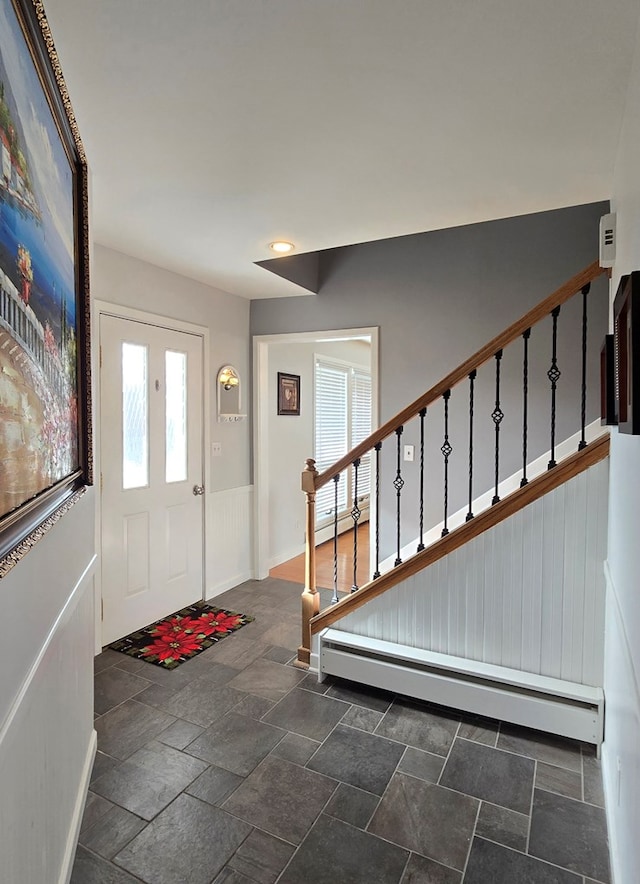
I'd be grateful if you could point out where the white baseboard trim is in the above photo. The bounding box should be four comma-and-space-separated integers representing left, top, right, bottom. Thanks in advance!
208, 570, 255, 599
59, 729, 97, 884
268, 545, 305, 570
315, 513, 370, 547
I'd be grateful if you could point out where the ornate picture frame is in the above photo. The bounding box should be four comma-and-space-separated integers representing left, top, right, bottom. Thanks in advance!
277, 372, 300, 415
0, 0, 91, 576
613, 271, 640, 435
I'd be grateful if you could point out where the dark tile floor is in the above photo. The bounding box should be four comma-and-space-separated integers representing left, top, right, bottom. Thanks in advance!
73, 577, 611, 884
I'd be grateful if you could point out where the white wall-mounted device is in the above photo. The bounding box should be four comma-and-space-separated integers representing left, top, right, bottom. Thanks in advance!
599, 213, 616, 268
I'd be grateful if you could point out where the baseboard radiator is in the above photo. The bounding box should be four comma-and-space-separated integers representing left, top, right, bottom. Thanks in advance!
318, 628, 604, 747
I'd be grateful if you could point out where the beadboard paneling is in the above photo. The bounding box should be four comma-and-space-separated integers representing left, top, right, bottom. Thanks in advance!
207, 485, 254, 597
335, 459, 608, 687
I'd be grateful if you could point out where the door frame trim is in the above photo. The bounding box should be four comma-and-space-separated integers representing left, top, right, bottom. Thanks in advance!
94, 300, 210, 652
252, 326, 379, 580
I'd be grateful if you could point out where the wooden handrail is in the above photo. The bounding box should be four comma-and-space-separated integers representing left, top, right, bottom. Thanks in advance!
315, 260, 606, 490
309, 433, 609, 634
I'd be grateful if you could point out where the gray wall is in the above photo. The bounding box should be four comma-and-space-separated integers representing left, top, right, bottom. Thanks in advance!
252, 202, 609, 557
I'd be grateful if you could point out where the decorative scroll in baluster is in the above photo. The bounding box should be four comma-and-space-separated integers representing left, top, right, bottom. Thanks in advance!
394, 427, 404, 566
579, 283, 590, 451
373, 442, 382, 579
520, 329, 531, 487
299, 458, 319, 666
441, 390, 452, 537
351, 458, 361, 592
548, 306, 561, 469
466, 370, 476, 521
417, 408, 427, 551
331, 474, 340, 604
492, 350, 504, 505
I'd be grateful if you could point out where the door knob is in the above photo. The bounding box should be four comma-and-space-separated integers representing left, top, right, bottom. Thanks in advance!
193, 484, 205, 496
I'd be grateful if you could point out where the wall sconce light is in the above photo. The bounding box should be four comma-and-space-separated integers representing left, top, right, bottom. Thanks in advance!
218, 365, 239, 391
217, 364, 245, 422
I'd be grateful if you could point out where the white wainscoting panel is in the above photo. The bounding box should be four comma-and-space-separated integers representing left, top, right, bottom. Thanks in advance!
602, 562, 640, 884
207, 485, 254, 597
0, 557, 97, 884
336, 459, 609, 687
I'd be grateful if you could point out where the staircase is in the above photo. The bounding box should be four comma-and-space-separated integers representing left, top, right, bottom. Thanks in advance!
296, 260, 611, 747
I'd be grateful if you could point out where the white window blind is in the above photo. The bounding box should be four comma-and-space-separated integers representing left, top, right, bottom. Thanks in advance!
314, 359, 372, 527
352, 369, 372, 502
315, 362, 348, 519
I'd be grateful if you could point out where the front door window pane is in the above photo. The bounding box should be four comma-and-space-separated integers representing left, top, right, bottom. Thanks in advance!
122, 343, 148, 489
165, 350, 187, 483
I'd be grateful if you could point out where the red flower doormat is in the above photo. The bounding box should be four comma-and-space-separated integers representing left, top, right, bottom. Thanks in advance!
108, 602, 254, 670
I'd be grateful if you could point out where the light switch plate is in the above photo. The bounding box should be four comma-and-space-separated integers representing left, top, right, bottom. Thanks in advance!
403, 444, 414, 462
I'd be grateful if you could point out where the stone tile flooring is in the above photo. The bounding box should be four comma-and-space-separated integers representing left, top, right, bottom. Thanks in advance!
72, 577, 611, 883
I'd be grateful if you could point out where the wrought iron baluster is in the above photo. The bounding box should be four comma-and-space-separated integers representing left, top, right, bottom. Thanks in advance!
394, 427, 404, 566
548, 306, 561, 469
331, 474, 340, 604
373, 442, 382, 579
579, 283, 590, 451
441, 391, 452, 537
351, 458, 361, 592
492, 350, 504, 505
521, 329, 531, 487
466, 370, 476, 521
418, 408, 427, 551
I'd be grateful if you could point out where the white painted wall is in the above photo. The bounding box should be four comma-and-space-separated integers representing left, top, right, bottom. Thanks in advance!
93, 245, 251, 492
0, 491, 96, 884
266, 338, 371, 567
603, 13, 640, 881
336, 459, 609, 687
93, 245, 254, 600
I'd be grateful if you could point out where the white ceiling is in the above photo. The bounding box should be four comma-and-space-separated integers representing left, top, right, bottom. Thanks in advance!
43, 0, 639, 300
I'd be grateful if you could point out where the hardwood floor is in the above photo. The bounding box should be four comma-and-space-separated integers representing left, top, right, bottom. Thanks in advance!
270, 524, 370, 594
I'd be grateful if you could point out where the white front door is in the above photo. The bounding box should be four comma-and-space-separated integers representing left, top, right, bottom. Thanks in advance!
100, 314, 204, 644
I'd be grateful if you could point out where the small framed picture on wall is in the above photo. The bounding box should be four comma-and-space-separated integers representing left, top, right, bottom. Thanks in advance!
277, 372, 300, 415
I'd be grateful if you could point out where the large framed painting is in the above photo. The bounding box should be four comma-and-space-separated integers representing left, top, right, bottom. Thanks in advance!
0, 0, 91, 575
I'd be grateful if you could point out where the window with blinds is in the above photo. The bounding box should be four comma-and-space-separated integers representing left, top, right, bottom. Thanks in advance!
314, 358, 372, 527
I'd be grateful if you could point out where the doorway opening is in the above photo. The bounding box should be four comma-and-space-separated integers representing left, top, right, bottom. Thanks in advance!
253, 327, 379, 581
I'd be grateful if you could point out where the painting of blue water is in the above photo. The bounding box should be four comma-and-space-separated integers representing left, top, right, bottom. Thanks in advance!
0, 0, 80, 517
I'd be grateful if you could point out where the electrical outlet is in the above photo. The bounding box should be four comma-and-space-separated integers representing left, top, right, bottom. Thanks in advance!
212, 441, 222, 457
403, 444, 415, 462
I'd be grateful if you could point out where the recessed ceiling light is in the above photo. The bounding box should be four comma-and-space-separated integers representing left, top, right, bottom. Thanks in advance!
269, 241, 295, 254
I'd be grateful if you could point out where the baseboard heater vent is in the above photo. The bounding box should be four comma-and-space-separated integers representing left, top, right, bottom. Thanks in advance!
318, 629, 604, 747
